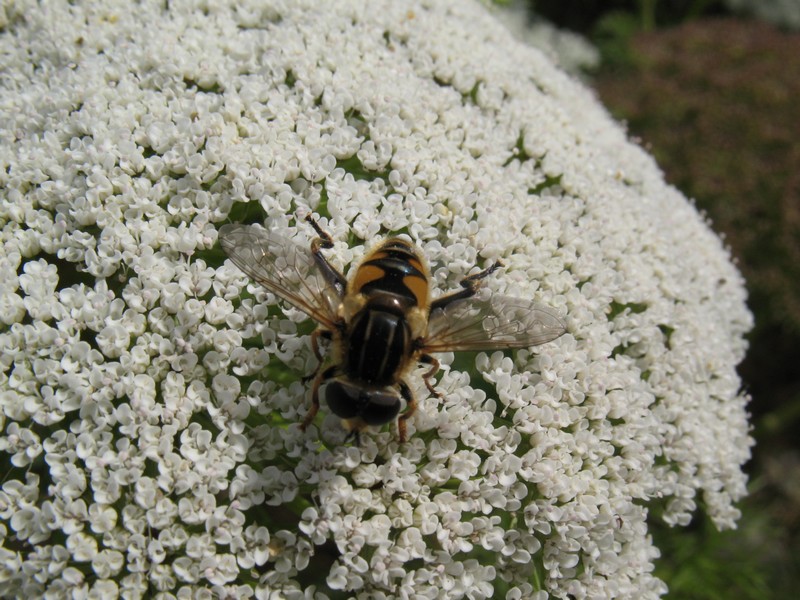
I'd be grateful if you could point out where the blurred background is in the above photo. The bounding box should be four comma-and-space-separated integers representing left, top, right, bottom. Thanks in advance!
494, 1, 800, 597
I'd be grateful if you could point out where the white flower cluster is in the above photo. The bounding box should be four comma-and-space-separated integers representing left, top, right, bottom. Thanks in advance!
0, 0, 752, 598
493, 2, 600, 75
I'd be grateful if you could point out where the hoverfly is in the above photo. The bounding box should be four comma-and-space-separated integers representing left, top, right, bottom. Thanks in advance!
219, 215, 566, 442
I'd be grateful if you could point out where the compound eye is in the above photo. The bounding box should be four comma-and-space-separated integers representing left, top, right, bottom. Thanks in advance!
360, 391, 401, 426
324, 381, 360, 419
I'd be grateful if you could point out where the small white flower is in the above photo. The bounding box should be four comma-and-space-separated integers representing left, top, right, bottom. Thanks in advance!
202, 553, 239, 586
88, 579, 119, 599
211, 373, 242, 405
0, 290, 25, 325
66, 531, 98, 562
60, 565, 86, 587
91, 549, 125, 579
95, 322, 131, 359
173, 556, 201, 584
150, 562, 177, 591
119, 572, 148, 598
448, 450, 481, 481
0, 423, 42, 467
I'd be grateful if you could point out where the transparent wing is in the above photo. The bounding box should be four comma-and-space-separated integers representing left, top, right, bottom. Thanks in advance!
423, 294, 566, 352
218, 223, 342, 328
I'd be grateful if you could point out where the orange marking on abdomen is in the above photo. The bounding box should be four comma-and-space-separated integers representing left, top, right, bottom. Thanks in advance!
407, 256, 424, 273
352, 264, 385, 293
403, 274, 429, 308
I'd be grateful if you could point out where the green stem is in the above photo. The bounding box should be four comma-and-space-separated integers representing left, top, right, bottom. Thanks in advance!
639, 0, 657, 31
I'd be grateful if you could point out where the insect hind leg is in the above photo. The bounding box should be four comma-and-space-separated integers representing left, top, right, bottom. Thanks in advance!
419, 354, 442, 398
430, 260, 502, 312
301, 364, 338, 431
301, 328, 332, 384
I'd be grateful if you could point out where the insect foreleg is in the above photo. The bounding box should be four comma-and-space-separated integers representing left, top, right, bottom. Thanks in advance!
305, 214, 347, 296
344, 428, 362, 446
430, 261, 502, 312
301, 364, 338, 431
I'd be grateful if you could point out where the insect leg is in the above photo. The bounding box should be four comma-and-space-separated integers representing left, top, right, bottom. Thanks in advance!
305, 214, 347, 296
344, 428, 362, 446
302, 328, 332, 383
301, 364, 338, 431
430, 261, 503, 312
311, 328, 331, 363
397, 380, 417, 443
419, 354, 442, 397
